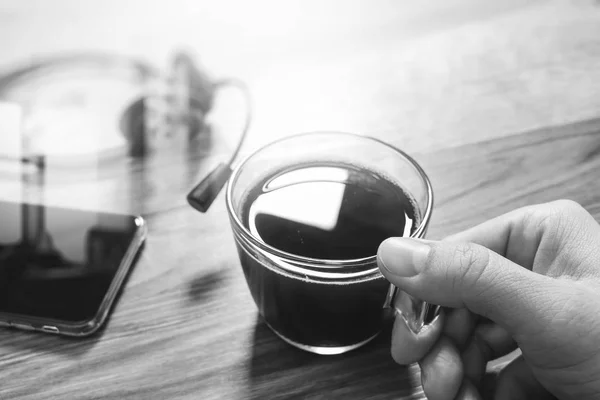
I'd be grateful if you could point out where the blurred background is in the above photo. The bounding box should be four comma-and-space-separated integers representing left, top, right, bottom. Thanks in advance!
1, 0, 600, 215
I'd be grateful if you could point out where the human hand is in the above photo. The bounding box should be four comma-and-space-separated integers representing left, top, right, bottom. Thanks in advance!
377, 200, 600, 400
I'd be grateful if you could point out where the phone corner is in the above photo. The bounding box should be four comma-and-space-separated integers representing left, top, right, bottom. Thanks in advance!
65, 318, 105, 338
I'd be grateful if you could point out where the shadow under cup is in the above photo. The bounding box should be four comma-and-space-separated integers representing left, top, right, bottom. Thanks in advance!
226, 132, 435, 355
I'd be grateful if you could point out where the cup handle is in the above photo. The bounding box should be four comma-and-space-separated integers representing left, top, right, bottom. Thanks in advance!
384, 284, 441, 334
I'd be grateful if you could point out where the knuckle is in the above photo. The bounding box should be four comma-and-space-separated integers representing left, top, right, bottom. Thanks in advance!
552, 198, 584, 212
520, 205, 538, 229
529, 201, 567, 231
532, 199, 588, 240
533, 207, 561, 232
551, 199, 587, 217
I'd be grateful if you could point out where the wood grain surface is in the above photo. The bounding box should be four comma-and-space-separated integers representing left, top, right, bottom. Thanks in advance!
1, 1, 600, 399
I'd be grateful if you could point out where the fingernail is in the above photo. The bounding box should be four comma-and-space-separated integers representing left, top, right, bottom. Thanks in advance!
378, 238, 430, 277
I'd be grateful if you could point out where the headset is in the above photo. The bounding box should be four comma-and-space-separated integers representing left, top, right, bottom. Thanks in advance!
0, 51, 251, 212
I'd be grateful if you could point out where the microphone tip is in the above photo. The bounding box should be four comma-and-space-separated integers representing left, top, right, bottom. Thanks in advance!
187, 162, 232, 213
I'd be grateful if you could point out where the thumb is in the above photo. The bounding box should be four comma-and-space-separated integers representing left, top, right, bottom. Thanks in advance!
378, 237, 560, 336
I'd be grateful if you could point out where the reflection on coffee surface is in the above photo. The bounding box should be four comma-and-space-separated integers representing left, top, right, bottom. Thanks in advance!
237, 163, 420, 350
245, 164, 417, 260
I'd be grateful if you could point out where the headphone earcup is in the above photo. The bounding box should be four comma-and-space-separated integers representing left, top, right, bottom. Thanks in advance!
119, 96, 147, 158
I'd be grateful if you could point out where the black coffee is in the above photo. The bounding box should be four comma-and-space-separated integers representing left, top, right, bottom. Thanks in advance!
237, 163, 419, 350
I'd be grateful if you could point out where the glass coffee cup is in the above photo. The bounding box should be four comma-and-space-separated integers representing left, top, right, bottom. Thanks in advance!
226, 131, 437, 355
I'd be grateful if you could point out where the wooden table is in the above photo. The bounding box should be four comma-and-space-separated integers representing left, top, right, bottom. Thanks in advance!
1, 1, 600, 398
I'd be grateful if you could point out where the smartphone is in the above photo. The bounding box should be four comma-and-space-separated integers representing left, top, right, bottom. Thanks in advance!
0, 199, 146, 337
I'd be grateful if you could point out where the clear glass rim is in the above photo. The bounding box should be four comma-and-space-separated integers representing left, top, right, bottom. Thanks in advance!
225, 131, 434, 270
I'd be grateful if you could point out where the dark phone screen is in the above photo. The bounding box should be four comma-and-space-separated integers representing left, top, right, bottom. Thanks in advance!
0, 200, 140, 323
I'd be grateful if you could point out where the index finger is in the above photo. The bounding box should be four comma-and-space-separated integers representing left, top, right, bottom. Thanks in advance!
442, 203, 543, 270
